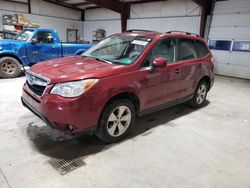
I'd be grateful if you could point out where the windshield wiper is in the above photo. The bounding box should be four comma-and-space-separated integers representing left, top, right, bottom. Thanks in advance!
96, 58, 113, 64
82, 55, 112, 64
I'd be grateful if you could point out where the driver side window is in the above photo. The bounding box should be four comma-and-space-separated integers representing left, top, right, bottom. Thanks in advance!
142, 37, 177, 67
33, 31, 54, 44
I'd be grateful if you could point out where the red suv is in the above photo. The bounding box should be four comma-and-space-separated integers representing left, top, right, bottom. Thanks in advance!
21, 30, 215, 143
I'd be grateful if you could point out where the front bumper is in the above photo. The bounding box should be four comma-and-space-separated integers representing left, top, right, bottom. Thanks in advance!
21, 97, 55, 129
21, 83, 98, 134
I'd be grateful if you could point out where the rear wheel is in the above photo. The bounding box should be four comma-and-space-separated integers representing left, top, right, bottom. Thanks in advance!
189, 80, 208, 108
0, 57, 22, 78
95, 99, 136, 143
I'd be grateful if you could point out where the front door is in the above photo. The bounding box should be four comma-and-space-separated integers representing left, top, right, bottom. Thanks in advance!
26, 31, 60, 64
138, 37, 182, 111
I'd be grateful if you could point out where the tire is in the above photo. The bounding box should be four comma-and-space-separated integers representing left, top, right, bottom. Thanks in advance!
189, 80, 208, 108
0, 56, 22, 78
95, 99, 136, 143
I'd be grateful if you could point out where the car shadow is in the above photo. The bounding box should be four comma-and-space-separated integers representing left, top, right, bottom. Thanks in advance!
0, 70, 25, 79
19, 70, 26, 77
25, 101, 210, 160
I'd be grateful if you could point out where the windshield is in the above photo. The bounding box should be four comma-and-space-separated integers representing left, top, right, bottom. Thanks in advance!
83, 35, 151, 65
14, 30, 34, 41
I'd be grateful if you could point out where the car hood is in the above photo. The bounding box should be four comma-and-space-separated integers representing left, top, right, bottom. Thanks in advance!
0, 39, 26, 45
0, 39, 26, 51
28, 56, 126, 84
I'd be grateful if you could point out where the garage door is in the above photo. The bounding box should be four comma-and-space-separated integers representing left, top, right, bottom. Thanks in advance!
208, 0, 250, 79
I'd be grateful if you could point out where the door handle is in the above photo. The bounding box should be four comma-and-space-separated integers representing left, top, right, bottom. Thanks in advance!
174, 69, 180, 74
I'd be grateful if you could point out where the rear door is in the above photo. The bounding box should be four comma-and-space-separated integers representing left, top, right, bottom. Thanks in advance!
26, 31, 61, 64
139, 37, 182, 110
176, 38, 203, 99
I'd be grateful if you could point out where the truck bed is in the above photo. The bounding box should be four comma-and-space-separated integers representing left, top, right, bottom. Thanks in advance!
61, 43, 93, 56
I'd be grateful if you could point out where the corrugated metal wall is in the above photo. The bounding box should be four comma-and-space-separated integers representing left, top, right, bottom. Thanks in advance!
0, 10, 84, 42
209, 0, 250, 79
84, 0, 201, 42
83, 20, 121, 43
0, 0, 28, 13
30, 0, 82, 20
127, 16, 200, 34
83, 16, 200, 43
130, 0, 201, 18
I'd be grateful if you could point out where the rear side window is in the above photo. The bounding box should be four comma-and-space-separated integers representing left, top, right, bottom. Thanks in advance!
196, 40, 209, 58
209, 40, 231, 51
178, 38, 198, 61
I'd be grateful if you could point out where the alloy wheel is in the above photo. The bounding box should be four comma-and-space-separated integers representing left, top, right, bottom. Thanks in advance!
107, 105, 132, 137
196, 84, 207, 104
1, 61, 17, 75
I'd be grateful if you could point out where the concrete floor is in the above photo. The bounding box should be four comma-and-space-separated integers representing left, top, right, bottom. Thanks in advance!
0, 75, 250, 188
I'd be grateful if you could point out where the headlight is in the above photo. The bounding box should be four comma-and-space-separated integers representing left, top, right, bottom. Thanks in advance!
0, 44, 3, 51
50, 79, 98, 98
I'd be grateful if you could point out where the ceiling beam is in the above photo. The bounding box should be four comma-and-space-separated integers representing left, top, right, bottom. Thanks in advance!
192, 0, 212, 37
28, 0, 31, 13
191, 0, 208, 8
127, 0, 165, 5
85, 0, 123, 13
81, 10, 85, 21
71, 2, 92, 7
85, 6, 100, 10
83, 0, 165, 9
2, 0, 28, 5
121, 4, 130, 32
85, 0, 130, 31
42, 0, 83, 11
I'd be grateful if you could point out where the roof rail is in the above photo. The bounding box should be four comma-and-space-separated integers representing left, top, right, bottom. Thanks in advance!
126, 29, 158, 33
166, 30, 199, 37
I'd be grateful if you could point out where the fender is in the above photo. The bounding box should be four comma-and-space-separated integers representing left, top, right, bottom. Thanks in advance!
0, 51, 30, 66
100, 80, 141, 113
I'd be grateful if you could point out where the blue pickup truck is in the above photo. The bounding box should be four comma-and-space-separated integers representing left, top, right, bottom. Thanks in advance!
0, 28, 92, 78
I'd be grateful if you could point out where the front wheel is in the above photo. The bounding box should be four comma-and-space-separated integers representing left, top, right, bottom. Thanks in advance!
95, 99, 136, 143
0, 57, 22, 78
189, 80, 208, 108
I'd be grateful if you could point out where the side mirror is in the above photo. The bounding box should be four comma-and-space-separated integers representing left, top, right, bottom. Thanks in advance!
152, 57, 167, 68
30, 38, 38, 44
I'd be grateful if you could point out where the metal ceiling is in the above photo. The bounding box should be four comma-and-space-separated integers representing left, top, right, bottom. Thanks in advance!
42, 0, 166, 11
6, 0, 164, 10
2, 0, 211, 11
44, 0, 99, 10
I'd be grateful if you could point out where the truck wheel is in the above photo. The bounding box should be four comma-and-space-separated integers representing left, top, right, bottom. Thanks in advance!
0, 57, 22, 78
95, 99, 136, 143
189, 80, 208, 108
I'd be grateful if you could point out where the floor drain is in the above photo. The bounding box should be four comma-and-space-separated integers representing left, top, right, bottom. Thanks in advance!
49, 158, 85, 175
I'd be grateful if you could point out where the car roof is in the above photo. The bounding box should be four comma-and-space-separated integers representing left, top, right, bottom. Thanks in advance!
117, 31, 161, 38
25, 27, 54, 31
117, 30, 204, 41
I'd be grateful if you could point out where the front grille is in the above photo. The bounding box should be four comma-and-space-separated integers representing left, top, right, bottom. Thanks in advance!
26, 81, 46, 96
26, 72, 49, 96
